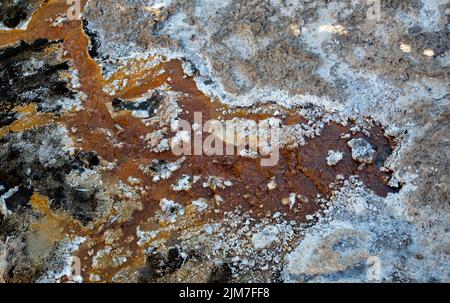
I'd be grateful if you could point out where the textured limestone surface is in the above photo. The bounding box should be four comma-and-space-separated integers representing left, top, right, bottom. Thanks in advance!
0, 0, 448, 283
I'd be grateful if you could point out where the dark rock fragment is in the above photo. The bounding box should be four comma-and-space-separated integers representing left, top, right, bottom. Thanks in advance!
138, 246, 187, 282
4, 186, 33, 211
82, 19, 101, 58
0, 126, 100, 223
0, 0, 44, 29
0, 39, 78, 126
208, 263, 233, 283
112, 91, 164, 118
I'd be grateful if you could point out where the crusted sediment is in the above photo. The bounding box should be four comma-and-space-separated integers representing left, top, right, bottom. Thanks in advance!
0, 0, 448, 283
81, 0, 450, 282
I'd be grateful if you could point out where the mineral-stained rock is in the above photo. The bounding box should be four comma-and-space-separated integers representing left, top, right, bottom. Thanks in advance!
0, 0, 44, 29
112, 91, 164, 118
0, 39, 80, 127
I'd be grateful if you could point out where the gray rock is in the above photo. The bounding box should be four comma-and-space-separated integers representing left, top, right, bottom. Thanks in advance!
347, 138, 375, 164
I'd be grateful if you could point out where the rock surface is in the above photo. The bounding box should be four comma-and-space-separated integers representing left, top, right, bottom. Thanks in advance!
0, 0, 44, 29
0, 0, 448, 283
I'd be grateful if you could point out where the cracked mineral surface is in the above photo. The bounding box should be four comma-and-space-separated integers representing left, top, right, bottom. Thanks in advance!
0, 0, 448, 283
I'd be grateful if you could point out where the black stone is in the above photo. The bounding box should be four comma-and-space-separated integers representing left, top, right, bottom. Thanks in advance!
0, 126, 100, 224
4, 186, 33, 211
0, 2, 27, 28
138, 246, 187, 282
82, 19, 101, 58
111, 91, 163, 117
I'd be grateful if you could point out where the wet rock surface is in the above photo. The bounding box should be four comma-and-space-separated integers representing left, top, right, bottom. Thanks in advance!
0, 0, 448, 283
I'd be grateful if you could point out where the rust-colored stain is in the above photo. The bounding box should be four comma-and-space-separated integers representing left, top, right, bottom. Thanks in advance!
29, 192, 84, 244
0, 0, 398, 282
